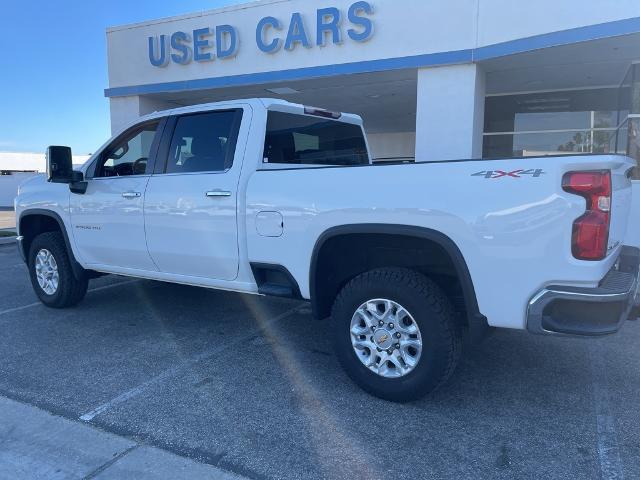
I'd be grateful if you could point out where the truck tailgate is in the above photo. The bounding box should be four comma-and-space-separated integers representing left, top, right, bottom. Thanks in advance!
609, 161, 634, 255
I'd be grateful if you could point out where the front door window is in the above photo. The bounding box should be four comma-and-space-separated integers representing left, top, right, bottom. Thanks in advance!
93, 122, 160, 178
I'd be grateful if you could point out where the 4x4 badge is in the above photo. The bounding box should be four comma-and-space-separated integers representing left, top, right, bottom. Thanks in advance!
472, 169, 546, 179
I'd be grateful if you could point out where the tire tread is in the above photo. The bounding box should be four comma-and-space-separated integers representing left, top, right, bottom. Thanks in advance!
28, 231, 88, 308
331, 268, 462, 401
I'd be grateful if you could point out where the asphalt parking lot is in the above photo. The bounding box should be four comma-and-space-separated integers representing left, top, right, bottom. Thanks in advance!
1, 242, 639, 480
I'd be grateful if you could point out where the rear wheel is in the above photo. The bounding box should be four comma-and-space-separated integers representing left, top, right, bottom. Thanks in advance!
28, 232, 88, 308
331, 268, 462, 402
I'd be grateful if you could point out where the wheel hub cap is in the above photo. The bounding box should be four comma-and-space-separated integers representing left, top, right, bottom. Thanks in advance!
373, 329, 394, 350
35, 249, 59, 295
350, 299, 423, 378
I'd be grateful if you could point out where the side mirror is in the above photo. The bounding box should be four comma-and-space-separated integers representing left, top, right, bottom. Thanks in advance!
46, 146, 88, 194
46, 146, 74, 183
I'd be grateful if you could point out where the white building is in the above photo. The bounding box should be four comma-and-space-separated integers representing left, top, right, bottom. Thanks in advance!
6, 1, 640, 219
104, 0, 640, 240
0, 153, 89, 207
106, 0, 639, 158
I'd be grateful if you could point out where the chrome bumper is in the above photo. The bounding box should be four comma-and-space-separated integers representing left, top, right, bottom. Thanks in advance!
527, 246, 640, 337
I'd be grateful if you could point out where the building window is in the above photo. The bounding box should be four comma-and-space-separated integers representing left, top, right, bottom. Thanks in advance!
483, 88, 619, 159
615, 64, 640, 178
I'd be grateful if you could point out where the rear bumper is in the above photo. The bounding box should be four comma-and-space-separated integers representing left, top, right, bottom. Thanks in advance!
527, 246, 640, 336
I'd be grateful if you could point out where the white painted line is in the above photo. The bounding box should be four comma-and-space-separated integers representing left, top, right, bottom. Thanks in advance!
88, 279, 140, 294
79, 304, 304, 422
589, 345, 626, 480
0, 301, 43, 317
0, 279, 141, 317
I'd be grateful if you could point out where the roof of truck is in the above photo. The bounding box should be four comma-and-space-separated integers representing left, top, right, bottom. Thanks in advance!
129, 98, 363, 132
83, 98, 365, 170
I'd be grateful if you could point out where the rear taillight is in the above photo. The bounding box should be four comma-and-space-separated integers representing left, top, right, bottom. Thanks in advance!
562, 170, 611, 261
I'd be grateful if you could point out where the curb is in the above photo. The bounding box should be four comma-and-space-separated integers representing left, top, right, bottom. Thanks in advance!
0, 395, 246, 480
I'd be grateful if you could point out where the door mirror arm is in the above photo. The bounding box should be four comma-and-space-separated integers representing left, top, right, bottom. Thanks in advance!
69, 171, 88, 195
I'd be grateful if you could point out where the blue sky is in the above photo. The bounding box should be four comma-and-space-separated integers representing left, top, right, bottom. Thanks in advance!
0, 0, 243, 155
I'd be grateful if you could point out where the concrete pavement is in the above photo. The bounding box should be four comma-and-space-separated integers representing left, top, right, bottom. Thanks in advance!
0, 396, 244, 480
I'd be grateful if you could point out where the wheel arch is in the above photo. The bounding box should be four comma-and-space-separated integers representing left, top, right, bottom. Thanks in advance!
18, 209, 85, 279
309, 224, 484, 328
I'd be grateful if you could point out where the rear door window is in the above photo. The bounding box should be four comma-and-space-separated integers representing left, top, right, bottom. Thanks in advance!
263, 112, 369, 166
165, 110, 243, 174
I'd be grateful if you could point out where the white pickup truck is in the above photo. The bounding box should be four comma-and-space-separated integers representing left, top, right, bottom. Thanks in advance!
14, 99, 640, 401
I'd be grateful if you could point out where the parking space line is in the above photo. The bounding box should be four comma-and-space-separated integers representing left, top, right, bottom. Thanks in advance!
0, 301, 43, 317
79, 304, 304, 422
88, 279, 141, 294
0, 279, 140, 317
0, 263, 26, 269
589, 345, 625, 480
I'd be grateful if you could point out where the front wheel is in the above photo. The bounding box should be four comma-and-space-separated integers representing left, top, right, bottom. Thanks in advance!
28, 232, 88, 308
331, 268, 462, 402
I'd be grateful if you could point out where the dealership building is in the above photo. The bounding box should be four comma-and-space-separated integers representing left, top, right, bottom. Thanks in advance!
105, 0, 640, 233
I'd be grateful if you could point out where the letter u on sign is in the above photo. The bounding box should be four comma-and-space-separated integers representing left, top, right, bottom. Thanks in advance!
148, 35, 170, 67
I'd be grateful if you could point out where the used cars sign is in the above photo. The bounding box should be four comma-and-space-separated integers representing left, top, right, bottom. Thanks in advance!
148, 1, 374, 67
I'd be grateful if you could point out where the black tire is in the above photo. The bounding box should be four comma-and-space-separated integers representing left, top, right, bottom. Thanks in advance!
28, 231, 88, 308
331, 268, 462, 402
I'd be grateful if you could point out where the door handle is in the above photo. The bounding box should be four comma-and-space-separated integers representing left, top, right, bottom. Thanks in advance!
206, 190, 232, 198
122, 191, 141, 199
